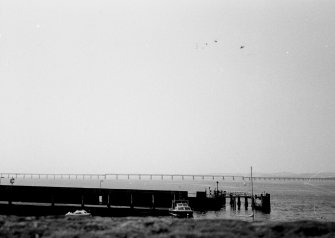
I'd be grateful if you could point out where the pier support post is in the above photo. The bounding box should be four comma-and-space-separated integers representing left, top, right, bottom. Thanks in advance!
81, 195, 85, 208
130, 194, 134, 209
230, 194, 235, 209
107, 193, 111, 208
262, 193, 271, 213
237, 196, 241, 210
245, 197, 248, 209
222, 191, 226, 206
152, 194, 155, 210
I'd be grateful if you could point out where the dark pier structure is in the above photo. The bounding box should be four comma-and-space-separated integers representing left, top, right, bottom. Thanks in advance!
0, 185, 270, 216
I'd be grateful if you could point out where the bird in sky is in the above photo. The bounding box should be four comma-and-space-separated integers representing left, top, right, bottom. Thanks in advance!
240, 45, 245, 49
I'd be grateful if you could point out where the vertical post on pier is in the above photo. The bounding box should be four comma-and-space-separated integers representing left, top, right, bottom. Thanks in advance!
245, 197, 248, 209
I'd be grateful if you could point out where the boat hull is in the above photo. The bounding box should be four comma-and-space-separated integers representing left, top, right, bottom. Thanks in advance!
169, 210, 193, 218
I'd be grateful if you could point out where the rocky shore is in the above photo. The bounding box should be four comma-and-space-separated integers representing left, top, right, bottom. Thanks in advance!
0, 215, 334, 237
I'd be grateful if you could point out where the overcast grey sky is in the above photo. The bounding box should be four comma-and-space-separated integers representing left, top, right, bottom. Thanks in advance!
1, 0, 335, 174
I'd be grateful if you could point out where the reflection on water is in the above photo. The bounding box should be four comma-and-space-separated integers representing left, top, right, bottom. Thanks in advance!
1, 176, 334, 221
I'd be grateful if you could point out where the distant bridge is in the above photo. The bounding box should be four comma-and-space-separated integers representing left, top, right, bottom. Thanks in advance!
1, 173, 334, 182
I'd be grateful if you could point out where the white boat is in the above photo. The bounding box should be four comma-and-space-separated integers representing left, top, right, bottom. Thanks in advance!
65, 210, 91, 216
169, 200, 193, 218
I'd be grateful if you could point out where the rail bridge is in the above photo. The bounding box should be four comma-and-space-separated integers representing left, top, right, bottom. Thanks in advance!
1, 173, 334, 182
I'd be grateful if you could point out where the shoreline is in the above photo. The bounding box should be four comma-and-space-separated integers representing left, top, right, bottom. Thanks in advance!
1, 216, 334, 237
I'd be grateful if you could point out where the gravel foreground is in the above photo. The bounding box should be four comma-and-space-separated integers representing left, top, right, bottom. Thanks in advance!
0, 216, 334, 238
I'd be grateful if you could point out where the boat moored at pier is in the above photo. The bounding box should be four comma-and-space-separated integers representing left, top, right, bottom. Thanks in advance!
169, 200, 193, 218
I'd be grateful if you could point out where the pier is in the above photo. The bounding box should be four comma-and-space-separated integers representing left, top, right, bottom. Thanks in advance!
0, 184, 270, 216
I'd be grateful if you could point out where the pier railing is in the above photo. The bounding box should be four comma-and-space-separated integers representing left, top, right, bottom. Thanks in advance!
0, 173, 334, 182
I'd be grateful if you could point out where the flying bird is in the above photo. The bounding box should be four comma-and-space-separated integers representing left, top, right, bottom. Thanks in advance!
240, 45, 245, 49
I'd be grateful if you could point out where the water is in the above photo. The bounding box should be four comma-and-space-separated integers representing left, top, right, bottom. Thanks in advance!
2, 176, 334, 221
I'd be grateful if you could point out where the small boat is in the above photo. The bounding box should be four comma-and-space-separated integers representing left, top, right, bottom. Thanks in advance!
169, 200, 193, 218
65, 209, 91, 216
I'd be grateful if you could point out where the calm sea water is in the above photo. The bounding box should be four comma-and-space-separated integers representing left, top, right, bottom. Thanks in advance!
2, 176, 334, 221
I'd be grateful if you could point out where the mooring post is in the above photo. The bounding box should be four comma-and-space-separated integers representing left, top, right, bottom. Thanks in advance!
245, 197, 248, 209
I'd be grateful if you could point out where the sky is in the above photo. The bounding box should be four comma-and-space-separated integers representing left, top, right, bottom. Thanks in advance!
1, 0, 335, 175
